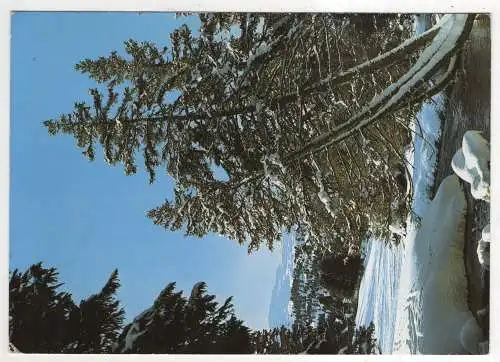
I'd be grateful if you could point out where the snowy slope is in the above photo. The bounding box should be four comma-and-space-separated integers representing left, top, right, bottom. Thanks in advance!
268, 234, 297, 328
355, 14, 446, 354
393, 175, 481, 354
355, 240, 403, 353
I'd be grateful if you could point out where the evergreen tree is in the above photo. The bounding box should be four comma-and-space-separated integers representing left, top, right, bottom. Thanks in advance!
114, 281, 251, 353
9, 262, 377, 354
65, 269, 125, 353
318, 251, 362, 299
9, 263, 76, 353
43, 13, 459, 255
9, 263, 125, 353
216, 315, 253, 353
351, 322, 379, 354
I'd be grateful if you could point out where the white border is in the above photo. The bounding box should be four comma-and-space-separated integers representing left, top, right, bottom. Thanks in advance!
1, 0, 499, 362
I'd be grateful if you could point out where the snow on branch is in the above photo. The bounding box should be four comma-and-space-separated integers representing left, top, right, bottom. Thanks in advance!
193, 15, 474, 201
310, 17, 445, 90
283, 14, 475, 166
269, 15, 445, 109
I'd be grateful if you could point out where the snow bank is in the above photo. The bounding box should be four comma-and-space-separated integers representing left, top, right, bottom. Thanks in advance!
452, 130, 490, 201
393, 175, 481, 354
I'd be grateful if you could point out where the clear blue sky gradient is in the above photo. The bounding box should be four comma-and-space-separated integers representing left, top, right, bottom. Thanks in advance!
10, 12, 282, 330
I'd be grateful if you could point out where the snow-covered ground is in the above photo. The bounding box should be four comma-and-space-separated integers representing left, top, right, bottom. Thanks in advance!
355, 240, 403, 353
356, 15, 488, 355
355, 102, 489, 355
393, 174, 483, 354
355, 14, 447, 352
355, 90, 443, 354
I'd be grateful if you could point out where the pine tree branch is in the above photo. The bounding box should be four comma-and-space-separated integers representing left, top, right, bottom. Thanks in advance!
225, 15, 470, 195
47, 15, 445, 134
269, 18, 444, 108
282, 14, 473, 166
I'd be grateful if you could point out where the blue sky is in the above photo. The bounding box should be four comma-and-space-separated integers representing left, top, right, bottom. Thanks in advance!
10, 12, 283, 330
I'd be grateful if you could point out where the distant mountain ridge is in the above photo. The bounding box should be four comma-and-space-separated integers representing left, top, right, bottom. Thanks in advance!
268, 235, 296, 328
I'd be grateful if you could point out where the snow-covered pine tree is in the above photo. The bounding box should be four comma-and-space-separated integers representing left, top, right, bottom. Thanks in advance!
65, 269, 125, 353
114, 281, 251, 353
113, 282, 187, 353
9, 263, 77, 353
43, 13, 474, 255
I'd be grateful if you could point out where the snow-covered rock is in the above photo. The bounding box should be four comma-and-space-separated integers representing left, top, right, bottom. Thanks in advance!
393, 175, 481, 354
451, 131, 490, 201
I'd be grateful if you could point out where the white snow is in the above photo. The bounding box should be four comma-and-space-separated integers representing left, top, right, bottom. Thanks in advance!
411, 95, 443, 218
476, 240, 489, 268
122, 321, 147, 352
451, 131, 490, 201
389, 223, 406, 238
117, 306, 153, 352
317, 190, 330, 205
355, 239, 403, 353
356, 14, 488, 355
393, 175, 481, 354
452, 132, 490, 269
355, 14, 474, 354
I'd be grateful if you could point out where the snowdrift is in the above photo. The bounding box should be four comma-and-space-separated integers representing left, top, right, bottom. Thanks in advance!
451, 130, 490, 201
393, 175, 482, 354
